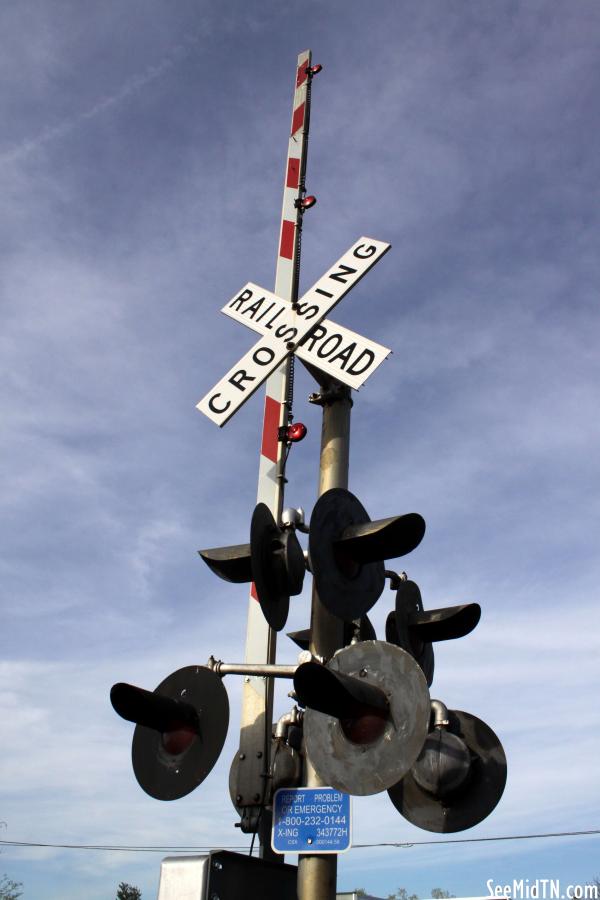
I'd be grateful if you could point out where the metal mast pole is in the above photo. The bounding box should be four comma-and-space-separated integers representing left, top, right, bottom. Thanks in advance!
235, 50, 314, 855
297, 375, 350, 900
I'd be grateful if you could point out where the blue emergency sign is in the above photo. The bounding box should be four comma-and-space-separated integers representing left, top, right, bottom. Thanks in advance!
271, 786, 352, 854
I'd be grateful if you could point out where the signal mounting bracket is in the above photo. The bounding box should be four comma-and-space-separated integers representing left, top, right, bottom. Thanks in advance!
308, 382, 352, 407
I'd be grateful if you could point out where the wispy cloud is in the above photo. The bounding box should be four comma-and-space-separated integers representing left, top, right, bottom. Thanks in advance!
0, 31, 203, 165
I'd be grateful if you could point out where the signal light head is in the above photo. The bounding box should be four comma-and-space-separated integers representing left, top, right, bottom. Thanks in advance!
307, 64, 323, 75
283, 422, 307, 443
300, 641, 430, 796
309, 489, 426, 622
388, 707, 507, 832
111, 666, 229, 801
161, 726, 197, 756
386, 579, 481, 686
250, 503, 306, 631
294, 195, 317, 211
199, 502, 306, 631
340, 705, 388, 745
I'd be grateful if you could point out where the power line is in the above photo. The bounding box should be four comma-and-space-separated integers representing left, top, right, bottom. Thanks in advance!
0, 840, 248, 853
1, 829, 599, 854
356, 828, 600, 848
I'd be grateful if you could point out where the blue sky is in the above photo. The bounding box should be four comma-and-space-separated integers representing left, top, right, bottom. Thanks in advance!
2, 2, 600, 898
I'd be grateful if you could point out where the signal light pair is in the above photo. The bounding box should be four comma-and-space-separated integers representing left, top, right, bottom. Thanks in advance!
110, 642, 507, 832
293, 647, 507, 831
200, 487, 425, 633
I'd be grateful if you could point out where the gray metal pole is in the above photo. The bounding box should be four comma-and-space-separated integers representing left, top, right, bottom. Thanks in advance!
297, 377, 351, 900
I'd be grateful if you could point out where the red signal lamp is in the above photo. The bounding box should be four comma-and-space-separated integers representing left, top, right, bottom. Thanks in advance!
295, 195, 317, 211
286, 422, 307, 443
307, 64, 323, 75
161, 726, 197, 756
341, 706, 388, 746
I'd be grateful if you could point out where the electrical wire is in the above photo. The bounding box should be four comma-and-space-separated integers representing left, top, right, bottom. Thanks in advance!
356, 828, 600, 848
2, 829, 599, 854
0, 841, 248, 853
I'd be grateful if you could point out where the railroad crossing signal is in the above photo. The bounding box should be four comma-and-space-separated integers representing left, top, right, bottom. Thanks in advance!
197, 237, 390, 426
110, 49, 508, 900
112, 481, 507, 828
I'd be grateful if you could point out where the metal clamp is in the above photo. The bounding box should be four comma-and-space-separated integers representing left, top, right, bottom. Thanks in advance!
308, 383, 353, 407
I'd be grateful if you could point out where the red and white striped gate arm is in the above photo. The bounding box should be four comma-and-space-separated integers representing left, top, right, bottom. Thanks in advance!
251, 49, 312, 526
275, 50, 313, 300
236, 50, 314, 822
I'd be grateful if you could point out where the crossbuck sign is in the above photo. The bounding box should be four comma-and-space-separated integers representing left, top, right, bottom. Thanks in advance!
197, 237, 391, 427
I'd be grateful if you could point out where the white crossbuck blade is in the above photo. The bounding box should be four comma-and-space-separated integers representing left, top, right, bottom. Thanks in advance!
197, 237, 391, 427
221, 286, 391, 392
